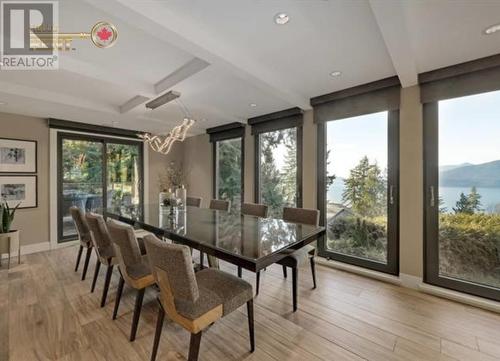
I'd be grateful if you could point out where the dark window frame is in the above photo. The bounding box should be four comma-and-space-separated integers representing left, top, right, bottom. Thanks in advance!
207, 123, 246, 205
421, 54, 500, 301
249, 108, 303, 208
57, 132, 144, 242
312, 77, 400, 275
316, 110, 400, 275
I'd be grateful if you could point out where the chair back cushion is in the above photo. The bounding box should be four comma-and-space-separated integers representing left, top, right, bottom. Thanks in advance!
85, 213, 113, 252
107, 219, 142, 267
209, 199, 230, 212
186, 196, 202, 208
283, 207, 320, 226
143, 234, 199, 303
69, 206, 91, 241
241, 203, 268, 218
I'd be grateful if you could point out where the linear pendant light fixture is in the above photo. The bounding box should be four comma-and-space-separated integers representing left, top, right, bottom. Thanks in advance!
139, 91, 196, 155
145, 90, 181, 109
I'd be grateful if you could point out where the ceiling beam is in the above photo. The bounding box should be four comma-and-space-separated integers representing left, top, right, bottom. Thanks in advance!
119, 95, 150, 113
369, 0, 418, 87
155, 57, 210, 94
82, 0, 310, 109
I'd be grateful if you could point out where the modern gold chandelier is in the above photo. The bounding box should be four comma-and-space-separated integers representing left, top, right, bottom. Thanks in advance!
138, 92, 196, 155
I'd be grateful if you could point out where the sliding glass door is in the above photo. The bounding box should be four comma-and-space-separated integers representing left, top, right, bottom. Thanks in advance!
214, 137, 243, 211
256, 126, 301, 218
58, 133, 143, 242
424, 90, 500, 300
318, 111, 399, 274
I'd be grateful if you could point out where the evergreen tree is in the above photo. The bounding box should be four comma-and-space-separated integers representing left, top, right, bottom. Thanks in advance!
325, 149, 336, 191
217, 138, 242, 205
342, 156, 386, 217
259, 131, 285, 216
281, 128, 298, 206
453, 187, 482, 214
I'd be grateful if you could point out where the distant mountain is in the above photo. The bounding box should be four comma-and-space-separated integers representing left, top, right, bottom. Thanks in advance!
439, 163, 473, 172
440, 160, 500, 187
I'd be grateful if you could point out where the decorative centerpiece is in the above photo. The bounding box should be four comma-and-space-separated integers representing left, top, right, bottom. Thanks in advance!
162, 194, 183, 219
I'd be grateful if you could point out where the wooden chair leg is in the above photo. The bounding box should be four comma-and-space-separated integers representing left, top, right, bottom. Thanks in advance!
247, 300, 255, 352
282, 265, 287, 278
255, 271, 260, 296
310, 257, 317, 289
150, 302, 165, 361
199, 252, 204, 269
188, 331, 202, 361
130, 288, 145, 341
90, 259, 101, 293
81, 247, 92, 281
75, 245, 83, 272
112, 275, 125, 320
238, 266, 242, 278
292, 267, 298, 312
100, 263, 114, 308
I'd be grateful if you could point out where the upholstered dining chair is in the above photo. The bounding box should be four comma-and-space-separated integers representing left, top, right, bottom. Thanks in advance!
85, 212, 117, 307
199, 199, 231, 268
238, 203, 269, 286
209, 199, 230, 212
107, 219, 155, 342
271, 207, 319, 312
70, 206, 93, 281
143, 234, 255, 361
186, 196, 202, 208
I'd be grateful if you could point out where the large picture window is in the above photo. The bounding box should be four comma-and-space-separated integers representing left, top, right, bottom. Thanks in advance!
314, 78, 400, 274
58, 133, 143, 242
424, 90, 500, 300
208, 123, 245, 211
249, 109, 303, 218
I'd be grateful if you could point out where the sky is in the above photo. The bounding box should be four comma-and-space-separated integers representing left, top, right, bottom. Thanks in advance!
439, 89, 500, 166
326, 111, 388, 179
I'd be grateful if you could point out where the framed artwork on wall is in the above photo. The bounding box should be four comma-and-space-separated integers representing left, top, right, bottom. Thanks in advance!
0, 138, 37, 173
0, 175, 38, 209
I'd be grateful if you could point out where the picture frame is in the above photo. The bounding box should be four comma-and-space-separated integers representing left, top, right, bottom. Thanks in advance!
0, 175, 38, 209
0, 138, 37, 173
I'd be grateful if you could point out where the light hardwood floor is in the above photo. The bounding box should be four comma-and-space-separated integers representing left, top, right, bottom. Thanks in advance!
2, 246, 500, 361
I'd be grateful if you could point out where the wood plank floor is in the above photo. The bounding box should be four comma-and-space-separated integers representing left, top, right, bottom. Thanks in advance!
2, 245, 500, 361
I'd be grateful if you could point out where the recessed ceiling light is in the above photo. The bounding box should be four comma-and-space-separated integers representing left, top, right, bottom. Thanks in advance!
330, 71, 342, 77
274, 13, 290, 25
249, 103, 257, 107
484, 23, 500, 35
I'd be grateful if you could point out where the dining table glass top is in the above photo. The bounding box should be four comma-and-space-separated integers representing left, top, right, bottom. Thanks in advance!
105, 204, 325, 261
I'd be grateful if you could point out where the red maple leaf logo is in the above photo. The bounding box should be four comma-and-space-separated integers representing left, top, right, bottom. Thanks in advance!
97, 27, 112, 41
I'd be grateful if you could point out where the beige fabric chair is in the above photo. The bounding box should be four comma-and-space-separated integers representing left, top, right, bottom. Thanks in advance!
107, 219, 155, 342
85, 212, 117, 307
70, 207, 93, 281
241, 202, 268, 218
209, 199, 230, 212
186, 196, 202, 208
275, 207, 319, 312
237, 203, 269, 282
144, 234, 254, 361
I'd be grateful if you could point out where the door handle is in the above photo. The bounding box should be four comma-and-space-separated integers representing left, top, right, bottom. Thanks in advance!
389, 185, 395, 205
430, 186, 435, 207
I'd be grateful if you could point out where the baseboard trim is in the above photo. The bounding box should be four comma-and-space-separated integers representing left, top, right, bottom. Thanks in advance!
315, 257, 402, 285
419, 283, 500, 313
315, 258, 500, 313
1, 241, 51, 259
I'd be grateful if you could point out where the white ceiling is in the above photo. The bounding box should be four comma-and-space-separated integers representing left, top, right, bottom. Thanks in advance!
0, 0, 499, 135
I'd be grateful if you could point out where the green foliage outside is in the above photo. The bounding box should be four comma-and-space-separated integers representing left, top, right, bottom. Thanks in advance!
259, 128, 297, 218
452, 186, 482, 214
327, 156, 388, 262
217, 138, 242, 209
439, 213, 500, 288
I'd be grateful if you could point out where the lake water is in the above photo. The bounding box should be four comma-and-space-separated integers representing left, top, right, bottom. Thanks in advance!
327, 179, 500, 214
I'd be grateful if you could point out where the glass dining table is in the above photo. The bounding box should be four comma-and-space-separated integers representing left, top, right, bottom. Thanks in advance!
104, 204, 325, 272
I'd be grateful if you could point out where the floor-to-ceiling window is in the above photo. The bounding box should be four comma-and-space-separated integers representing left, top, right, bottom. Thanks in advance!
58, 133, 143, 242
250, 109, 302, 218
314, 79, 400, 274
208, 123, 245, 212
424, 89, 500, 301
